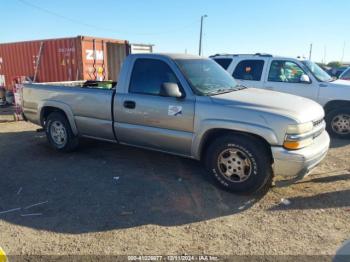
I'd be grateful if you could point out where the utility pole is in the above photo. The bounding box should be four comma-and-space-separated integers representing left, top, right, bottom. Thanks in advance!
198, 15, 208, 56
309, 43, 313, 60
341, 41, 346, 63
323, 45, 327, 64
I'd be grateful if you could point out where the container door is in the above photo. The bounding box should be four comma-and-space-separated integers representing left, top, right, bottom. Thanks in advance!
81, 38, 107, 81
107, 43, 128, 81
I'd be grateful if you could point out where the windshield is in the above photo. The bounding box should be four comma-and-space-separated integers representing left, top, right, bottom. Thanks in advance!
302, 60, 333, 82
340, 68, 350, 80
175, 59, 241, 95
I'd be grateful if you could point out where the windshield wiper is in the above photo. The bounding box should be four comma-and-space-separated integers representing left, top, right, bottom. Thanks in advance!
206, 85, 247, 96
237, 85, 247, 90
207, 88, 236, 96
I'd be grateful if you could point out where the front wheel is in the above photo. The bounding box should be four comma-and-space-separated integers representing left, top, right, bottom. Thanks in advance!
325, 108, 350, 139
45, 112, 79, 152
205, 135, 273, 195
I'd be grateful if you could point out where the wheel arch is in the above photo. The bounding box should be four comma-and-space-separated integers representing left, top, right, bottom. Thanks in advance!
197, 128, 273, 164
39, 101, 78, 135
324, 100, 350, 114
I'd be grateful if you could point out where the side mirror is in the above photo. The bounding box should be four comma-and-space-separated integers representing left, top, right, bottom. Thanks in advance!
160, 82, 184, 98
300, 74, 311, 84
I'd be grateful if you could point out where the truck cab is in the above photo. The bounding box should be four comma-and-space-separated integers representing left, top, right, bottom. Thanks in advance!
212, 53, 350, 138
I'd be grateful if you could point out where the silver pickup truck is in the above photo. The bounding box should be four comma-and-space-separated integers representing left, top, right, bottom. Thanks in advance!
22, 53, 330, 194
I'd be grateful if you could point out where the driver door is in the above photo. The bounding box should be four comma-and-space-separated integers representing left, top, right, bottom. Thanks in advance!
263, 59, 318, 100
114, 58, 195, 156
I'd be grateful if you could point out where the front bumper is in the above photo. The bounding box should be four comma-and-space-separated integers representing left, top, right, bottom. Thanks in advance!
271, 131, 330, 179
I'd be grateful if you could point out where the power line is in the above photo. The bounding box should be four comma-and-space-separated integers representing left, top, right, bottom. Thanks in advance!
17, 0, 100, 29
16, 0, 200, 36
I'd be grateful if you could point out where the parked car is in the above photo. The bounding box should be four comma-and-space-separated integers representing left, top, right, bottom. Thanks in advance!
327, 66, 348, 78
22, 54, 329, 194
340, 67, 350, 80
211, 53, 350, 138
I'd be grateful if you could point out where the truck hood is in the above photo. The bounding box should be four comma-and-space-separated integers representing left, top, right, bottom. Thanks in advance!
331, 79, 350, 86
210, 88, 324, 123
326, 79, 350, 89
319, 79, 350, 101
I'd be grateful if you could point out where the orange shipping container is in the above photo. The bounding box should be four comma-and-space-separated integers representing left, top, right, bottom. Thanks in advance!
0, 36, 129, 89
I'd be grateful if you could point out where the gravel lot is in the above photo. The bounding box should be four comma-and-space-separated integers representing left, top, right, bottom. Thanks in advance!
0, 122, 349, 258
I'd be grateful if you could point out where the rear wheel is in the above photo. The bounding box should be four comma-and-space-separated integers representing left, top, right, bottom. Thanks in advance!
326, 108, 350, 139
45, 112, 79, 152
205, 134, 273, 195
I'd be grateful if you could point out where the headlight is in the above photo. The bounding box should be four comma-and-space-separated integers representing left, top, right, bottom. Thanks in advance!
286, 122, 313, 134
284, 122, 314, 150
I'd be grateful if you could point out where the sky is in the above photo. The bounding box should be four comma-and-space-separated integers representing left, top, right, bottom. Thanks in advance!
1, 0, 349, 63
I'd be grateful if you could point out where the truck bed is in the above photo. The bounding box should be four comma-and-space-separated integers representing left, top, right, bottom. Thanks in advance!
22, 81, 117, 141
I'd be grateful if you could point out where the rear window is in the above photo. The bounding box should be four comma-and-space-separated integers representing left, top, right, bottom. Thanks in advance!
233, 60, 265, 81
213, 58, 232, 70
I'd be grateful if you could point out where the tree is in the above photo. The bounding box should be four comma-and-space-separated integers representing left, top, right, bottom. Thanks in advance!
327, 61, 342, 68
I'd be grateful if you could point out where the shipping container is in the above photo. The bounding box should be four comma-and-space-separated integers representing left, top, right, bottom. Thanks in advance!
130, 43, 154, 54
0, 36, 129, 90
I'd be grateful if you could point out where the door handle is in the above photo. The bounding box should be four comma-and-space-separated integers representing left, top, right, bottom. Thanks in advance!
123, 100, 136, 109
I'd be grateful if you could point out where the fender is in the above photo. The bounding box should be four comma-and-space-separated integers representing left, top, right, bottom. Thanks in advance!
192, 119, 279, 160
38, 100, 79, 135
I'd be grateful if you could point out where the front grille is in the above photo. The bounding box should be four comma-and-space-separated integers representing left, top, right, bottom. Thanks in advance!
313, 118, 323, 127
312, 118, 325, 139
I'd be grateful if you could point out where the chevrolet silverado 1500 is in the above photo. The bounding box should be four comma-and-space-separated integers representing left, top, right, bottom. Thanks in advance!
22, 54, 330, 194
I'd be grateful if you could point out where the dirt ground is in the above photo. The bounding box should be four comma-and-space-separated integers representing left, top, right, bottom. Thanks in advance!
0, 122, 349, 258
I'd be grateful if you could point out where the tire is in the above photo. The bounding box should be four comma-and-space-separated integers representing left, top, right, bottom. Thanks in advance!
325, 108, 350, 139
45, 112, 79, 152
205, 134, 273, 195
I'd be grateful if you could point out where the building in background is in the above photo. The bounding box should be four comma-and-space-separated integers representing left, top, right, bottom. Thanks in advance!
129, 43, 154, 54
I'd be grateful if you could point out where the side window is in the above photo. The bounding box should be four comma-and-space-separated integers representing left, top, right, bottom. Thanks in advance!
213, 58, 232, 70
268, 60, 306, 83
129, 59, 180, 95
232, 60, 264, 81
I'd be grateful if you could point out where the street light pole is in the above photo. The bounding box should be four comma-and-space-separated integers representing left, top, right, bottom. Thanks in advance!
309, 43, 313, 60
199, 15, 208, 56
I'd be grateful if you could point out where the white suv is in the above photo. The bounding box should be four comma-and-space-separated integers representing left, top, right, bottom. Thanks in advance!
211, 53, 350, 139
